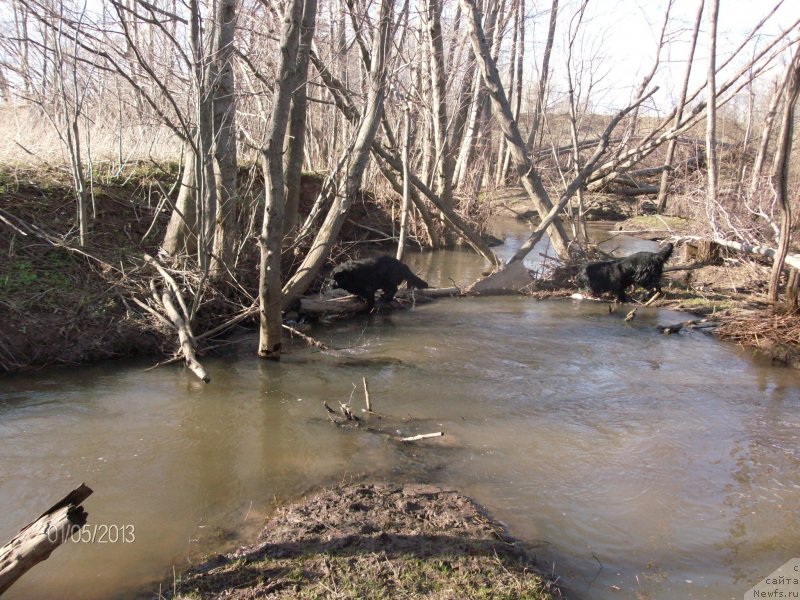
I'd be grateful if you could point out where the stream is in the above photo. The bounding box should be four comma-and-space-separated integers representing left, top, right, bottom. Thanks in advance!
0, 219, 798, 599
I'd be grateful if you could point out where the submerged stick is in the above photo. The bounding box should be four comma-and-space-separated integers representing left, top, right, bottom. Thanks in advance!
363, 377, 372, 412
399, 432, 443, 442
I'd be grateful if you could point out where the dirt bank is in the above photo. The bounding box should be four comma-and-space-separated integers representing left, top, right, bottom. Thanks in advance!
165, 482, 560, 599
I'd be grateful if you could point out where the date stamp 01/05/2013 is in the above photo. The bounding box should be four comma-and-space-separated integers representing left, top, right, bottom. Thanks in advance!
45, 523, 135, 544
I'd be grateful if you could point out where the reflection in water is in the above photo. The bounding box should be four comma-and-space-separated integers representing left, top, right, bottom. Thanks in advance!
0, 220, 798, 600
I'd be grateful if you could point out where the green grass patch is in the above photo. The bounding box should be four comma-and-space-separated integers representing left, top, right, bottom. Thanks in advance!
0, 250, 78, 310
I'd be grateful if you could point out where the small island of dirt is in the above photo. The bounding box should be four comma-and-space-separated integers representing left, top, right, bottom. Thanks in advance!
165, 483, 560, 599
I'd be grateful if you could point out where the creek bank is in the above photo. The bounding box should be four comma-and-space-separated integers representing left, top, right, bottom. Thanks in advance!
166, 482, 560, 599
2, 171, 798, 372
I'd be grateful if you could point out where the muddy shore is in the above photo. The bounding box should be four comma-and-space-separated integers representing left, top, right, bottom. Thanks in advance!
164, 482, 560, 599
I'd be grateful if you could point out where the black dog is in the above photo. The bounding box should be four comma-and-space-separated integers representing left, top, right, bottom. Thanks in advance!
576, 243, 674, 302
331, 255, 429, 310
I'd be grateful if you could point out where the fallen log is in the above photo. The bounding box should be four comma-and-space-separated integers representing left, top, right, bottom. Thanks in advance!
709, 237, 800, 271
0, 483, 93, 595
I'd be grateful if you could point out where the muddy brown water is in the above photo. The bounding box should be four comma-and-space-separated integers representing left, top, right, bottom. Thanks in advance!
1, 220, 798, 600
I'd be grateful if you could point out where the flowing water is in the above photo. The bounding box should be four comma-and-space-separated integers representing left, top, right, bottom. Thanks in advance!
1, 220, 799, 600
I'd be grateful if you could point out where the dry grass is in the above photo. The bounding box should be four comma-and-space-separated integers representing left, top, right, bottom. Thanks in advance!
0, 104, 184, 166
168, 483, 560, 600
716, 309, 800, 365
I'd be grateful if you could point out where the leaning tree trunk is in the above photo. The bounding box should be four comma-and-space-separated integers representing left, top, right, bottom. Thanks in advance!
281, 0, 394, 309
750, 40, 798, 195
768, 45, 800, 302
506, 89, 658, 265
258, 0, 305, 359
308, 46, 496, 264
458, 0, 571, 260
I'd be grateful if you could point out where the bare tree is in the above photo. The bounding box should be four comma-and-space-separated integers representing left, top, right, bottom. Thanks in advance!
750, 44, 797, 195
657, 0, 704, 212
258, 0, 305, 360
52, 2, 92, 247
283, 0, 319, 236
458, 0, 572, 259
423, 0, 456, 244
396, 105, 412, 260
767, 44, 800, 302
210, 0, 238, 278
281, 0, 395, 309
525, 0, 558, 153
705, 0, 720, 223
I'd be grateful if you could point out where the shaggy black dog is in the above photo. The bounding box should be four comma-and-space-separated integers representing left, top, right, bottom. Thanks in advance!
576, 243, 674, 302
332, 255, 429, 310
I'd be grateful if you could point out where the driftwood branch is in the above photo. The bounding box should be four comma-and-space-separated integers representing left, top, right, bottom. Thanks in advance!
0, 483, 93, 595
282, 324, 329, 350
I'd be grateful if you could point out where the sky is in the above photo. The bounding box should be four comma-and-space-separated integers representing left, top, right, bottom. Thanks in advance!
529, 0, 798, 115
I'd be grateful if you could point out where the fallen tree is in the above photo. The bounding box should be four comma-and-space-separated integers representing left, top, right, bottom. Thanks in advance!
0, 483, 93, 595
704, 237, 800, 271
136, 254, 210, 382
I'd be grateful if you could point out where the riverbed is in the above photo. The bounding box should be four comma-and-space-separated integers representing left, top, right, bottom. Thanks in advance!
0, 220, 798, 599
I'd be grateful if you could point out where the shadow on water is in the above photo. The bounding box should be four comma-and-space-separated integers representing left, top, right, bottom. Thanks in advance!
0, 218, 798, 599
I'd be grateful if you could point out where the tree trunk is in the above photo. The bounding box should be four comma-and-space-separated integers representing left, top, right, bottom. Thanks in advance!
525, 0, 557, 152
458, 0, 571, 259
189, 0, 218, 272
454, 0, 498, 191
308, 47, 495, 261
397, 105, 412, 260
768, 46, 800, 302
281, 0, 395, 310
750, 43, 797, 195
210, 0, 238, 279
258, 0, 305, 359
498, 0, 524, 183
162, 150, 197, 256
283, 0, 319, 236
423, 0, 456, 245
507, 90, 658, 264
657, 0, 703, 212
705, 0, 720, 218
